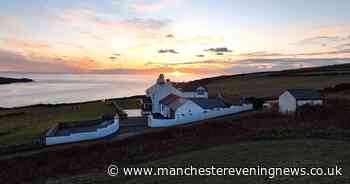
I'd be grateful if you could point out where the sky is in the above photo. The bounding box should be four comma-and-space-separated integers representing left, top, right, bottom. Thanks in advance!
1, 0, 350, 77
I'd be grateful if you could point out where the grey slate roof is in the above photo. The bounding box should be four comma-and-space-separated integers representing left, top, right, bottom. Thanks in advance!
168, 98, 188, 111
160, 94, 182, 105
160, 94, 188, 111
161, 95, 228, 111
189, 98, 227, 109
287, 89, 322, 100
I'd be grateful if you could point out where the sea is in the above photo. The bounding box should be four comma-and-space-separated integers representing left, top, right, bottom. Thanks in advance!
0, 73, 205, 108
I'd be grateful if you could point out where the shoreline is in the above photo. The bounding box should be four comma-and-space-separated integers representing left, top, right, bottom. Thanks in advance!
0, 77, 34, 85
0, 95, 144, 110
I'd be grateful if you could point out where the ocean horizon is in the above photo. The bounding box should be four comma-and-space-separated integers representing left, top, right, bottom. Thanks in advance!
0, 73, 207, 108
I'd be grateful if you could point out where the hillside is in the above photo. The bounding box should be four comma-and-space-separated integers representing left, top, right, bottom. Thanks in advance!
1, 98, 350, 183
0, 77, 33, 85
48, 139, 350, 184
184, 63, 350, 99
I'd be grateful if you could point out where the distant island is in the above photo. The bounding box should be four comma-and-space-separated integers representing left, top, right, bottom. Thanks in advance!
0, 77, 34, 85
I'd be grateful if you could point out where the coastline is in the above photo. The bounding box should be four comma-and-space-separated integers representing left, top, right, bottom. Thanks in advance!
0, 77, 34, 85
0, 95, 144, 110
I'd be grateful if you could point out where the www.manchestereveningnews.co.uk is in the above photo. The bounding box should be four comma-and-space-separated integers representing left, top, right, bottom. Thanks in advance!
107, 164, 342, 179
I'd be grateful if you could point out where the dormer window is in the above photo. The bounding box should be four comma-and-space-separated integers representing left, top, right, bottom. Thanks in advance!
196, 87, 206, 95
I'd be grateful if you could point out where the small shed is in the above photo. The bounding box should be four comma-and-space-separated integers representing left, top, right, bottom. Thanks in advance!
279, 89, 323, 113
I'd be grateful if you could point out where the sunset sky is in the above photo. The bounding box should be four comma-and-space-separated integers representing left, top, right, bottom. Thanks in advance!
1, 0, 350, 77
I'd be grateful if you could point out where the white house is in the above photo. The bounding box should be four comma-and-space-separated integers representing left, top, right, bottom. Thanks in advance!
144, 74, 253, 127
145, 74, 183, 114
144, 74, 208, 114
159, 94, 227, 119
279, 89, 323, 114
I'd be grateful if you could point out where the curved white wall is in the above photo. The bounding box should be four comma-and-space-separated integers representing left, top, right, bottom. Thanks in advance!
46, 119, 119, 145
148, 104, 253, 127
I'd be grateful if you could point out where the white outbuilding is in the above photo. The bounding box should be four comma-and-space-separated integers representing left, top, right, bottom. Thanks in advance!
279, 89, 323, 114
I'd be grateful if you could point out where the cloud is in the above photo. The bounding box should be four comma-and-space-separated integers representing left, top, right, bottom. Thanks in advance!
1, 38, 50, 50
165, 34, 174, 38
297, 34, 350, 48
129, 2, 163, 13
295, 49, 350, 56
109, 56, 118, 60
109, 53, 121, 61
146, 57, 350, 76
240, 51, 288, 57
336, 42, 350, 50
91, 17, 170, 31
158, 49, 179, 54
0, 49, 82, 73
196, 54, 205, 57
0, 16, 24, 34
128, 0, 184, 13
240, 48, 350, 58
145, 60, 231, 67
58, 8, 171, 36
205, 47, 232, 53
298, 36, 342, 45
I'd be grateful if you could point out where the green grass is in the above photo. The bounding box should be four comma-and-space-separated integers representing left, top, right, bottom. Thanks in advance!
46, 139, 350, 184
207, 75, 350, 98
111, 98, 141, 109
0, 101, 117, 146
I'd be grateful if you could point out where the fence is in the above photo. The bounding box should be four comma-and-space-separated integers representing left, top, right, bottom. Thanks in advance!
45, 118, 119, 145
148, 104, 253, 127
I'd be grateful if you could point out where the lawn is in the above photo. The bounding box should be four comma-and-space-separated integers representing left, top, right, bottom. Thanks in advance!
110, 98, 141, 109
0, 101, 117, 146
47, 139, 350, 184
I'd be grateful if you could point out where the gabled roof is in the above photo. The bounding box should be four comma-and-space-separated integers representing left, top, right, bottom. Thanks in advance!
286, 89, 322, 100
160, 94, 188, 111
189, 98, 227, 109
160, 94, 182, 105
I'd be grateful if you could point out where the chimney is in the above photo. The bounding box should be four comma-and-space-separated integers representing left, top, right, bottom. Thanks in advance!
157, 74, 166, 84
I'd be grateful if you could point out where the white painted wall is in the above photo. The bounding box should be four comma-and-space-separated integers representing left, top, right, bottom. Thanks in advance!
160, 103, 171, 118
279, 91, 297, 114
297, 100, 323, 106
175, 100, 204, 119
148, 104, 253, 127
150, 83, 182, 113
46, 118, 119, 145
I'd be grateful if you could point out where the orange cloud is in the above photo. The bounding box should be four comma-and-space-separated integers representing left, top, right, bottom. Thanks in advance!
2, 38, 50, 50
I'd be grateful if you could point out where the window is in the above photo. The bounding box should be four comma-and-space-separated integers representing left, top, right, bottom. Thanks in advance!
197, 89, 205, 95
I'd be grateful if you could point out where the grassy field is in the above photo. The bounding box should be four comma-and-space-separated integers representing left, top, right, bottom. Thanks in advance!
0, 101, 118, 146
171, 63, 350, 98
1, 98, 349, 183
47, 139, 350, 184
207, 74, 350, 98
110, 98, 141, 109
